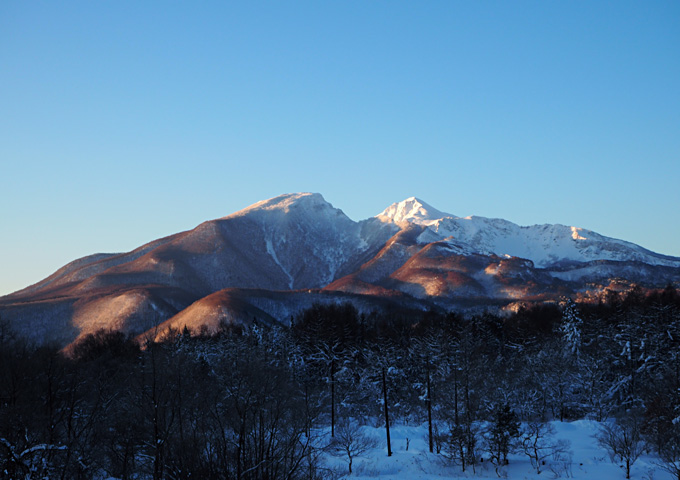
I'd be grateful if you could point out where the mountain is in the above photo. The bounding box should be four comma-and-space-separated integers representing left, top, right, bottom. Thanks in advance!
327, 197, 680, 305
376, 197, 678, 268
2, 193, 679, 349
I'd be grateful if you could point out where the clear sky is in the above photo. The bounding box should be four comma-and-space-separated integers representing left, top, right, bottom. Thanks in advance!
1, 1, 679, 296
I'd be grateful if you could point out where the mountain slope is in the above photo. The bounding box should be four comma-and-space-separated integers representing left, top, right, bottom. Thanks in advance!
141, 287, 437, 343
2, 193, 679, 349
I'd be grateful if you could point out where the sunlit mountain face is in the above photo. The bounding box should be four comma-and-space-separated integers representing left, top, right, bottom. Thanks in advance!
2, 192, 679, 350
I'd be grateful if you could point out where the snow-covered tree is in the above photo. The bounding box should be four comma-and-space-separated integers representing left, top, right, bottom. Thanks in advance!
560, 298, 583, 357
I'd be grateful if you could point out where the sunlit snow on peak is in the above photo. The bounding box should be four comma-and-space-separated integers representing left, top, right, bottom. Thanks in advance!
376, 197, 454, 225
571, 226, 588, 241
373, 197, 679, 268
227, 192, 343, 219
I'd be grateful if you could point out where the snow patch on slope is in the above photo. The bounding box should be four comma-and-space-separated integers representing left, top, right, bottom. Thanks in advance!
571, 226, 588, 241
266, 237, 294, 289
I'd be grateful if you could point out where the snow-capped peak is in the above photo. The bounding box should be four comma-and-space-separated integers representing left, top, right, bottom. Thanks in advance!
376, 197, 454, 226
220, 192, 374, 289
228, 192, 334, 217
373, 197, 680, 269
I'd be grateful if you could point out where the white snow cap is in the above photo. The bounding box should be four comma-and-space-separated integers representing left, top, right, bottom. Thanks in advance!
225, 193, 679, 269
227, 192, 341, 219
376, 197, 454, 225
375, 196, 679, 268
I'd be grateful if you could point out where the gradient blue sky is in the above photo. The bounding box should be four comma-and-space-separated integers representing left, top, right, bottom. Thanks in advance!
1, 1, 679, 296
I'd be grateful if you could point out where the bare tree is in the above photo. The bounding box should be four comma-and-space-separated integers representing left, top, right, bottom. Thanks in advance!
651, 420, 680, 480
520, 421, 571, 474
328, 422, 378, 474
596, 414, 644, 479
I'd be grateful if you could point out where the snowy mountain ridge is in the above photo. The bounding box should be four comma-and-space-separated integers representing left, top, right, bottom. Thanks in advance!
223, 193, 373, 288
376, 197, 454, 226
376, 196, 679, 268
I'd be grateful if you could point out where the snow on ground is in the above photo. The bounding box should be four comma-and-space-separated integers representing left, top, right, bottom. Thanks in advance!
320, 420, 671, 480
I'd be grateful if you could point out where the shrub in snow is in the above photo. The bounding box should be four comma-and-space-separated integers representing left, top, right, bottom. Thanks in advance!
549, 450, 574, 478
443, 422, 480, 473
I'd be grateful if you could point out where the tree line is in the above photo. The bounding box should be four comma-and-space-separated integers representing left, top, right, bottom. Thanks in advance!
1, 285, 679, 479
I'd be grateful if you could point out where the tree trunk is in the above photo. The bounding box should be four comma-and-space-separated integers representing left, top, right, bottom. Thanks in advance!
426, 361, 433, 453
237, 417, 246, 480
331, 359, 336, 438
382, 367, 392, 457
305, 383, 310, 437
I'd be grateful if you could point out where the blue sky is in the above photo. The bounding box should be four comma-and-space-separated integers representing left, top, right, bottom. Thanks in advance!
1, 1, 679, 296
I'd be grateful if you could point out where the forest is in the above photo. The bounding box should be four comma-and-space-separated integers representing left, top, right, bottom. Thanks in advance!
1, 285, 680, 480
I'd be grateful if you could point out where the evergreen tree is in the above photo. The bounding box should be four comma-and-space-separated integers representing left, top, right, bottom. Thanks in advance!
560, 298, 583, 357
486, 403, 520, 466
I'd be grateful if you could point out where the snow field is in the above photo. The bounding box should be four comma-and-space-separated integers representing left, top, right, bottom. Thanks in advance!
318, 420, 672, 480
